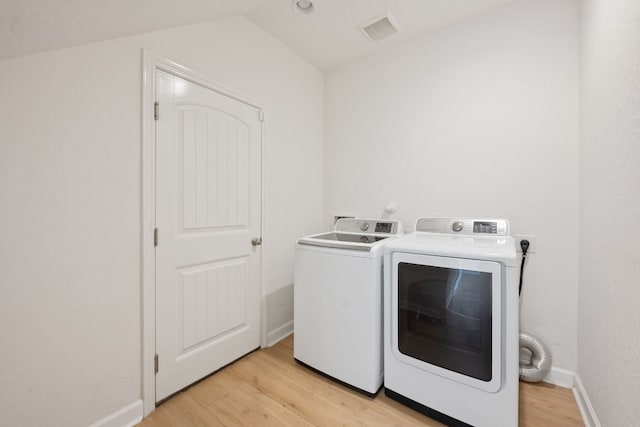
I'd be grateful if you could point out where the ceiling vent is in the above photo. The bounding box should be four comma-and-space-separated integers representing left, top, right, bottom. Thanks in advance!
359, 12, 401, 42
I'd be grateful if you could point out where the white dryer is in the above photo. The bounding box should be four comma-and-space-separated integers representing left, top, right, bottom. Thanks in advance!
383, 218, 519, 426
294, 218, 403, 395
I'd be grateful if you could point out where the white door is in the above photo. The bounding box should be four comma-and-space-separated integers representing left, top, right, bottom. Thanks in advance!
155, 70, 262, 401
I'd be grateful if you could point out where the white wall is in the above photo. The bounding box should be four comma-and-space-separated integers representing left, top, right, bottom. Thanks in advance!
0, 16, 323, 426
579, 0, 640, 424
325, 0, 579, 372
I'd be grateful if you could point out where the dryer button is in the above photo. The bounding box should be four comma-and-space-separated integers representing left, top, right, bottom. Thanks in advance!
452, 221, 464, 232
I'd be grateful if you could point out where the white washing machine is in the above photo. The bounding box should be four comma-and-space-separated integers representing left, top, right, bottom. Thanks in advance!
383, 218, 519, 426
294, 218, 403, 395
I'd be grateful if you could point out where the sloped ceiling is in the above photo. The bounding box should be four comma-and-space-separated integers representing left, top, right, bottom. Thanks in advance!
1, 0, 514, 69
0, 0, 265, 60
248, 0, 515, 70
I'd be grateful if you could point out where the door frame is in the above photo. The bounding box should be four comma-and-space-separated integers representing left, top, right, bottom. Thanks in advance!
141, 50, 266, 416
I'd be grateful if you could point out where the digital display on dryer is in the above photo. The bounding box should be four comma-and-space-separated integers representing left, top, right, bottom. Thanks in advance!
375, 222, 393, 233
473, 221, 497, 234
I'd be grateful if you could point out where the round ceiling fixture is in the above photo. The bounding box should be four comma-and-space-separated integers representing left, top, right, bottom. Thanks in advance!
292, 0, 314, 15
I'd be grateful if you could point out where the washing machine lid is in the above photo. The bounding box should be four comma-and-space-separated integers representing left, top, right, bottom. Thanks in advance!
298, 232, 391, 251
297, 218, 404, 252
385, 217, 517, 266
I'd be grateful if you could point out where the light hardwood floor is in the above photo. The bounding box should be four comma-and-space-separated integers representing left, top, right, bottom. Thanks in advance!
138, 335, 584, 426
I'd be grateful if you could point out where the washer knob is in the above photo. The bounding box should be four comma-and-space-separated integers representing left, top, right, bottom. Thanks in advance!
360, 223, 370, 231
452, 221, 464, 232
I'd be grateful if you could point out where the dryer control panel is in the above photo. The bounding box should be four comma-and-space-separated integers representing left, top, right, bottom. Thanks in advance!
415, 217, 509, 236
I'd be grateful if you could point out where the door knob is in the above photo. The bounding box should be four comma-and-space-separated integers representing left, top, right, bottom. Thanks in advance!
251, 237, 262, 246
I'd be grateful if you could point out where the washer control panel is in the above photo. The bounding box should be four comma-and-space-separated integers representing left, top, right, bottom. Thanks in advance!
334, 218, 404, 235
415, 217, 509, 236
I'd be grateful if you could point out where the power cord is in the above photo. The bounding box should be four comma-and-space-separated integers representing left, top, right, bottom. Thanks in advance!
518, 240, 530, 296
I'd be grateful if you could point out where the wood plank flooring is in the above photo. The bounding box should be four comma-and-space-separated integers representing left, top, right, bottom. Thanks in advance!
138, 335, 583, 426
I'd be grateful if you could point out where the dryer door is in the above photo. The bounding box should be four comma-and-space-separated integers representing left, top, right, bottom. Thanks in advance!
390, 252, 503, 392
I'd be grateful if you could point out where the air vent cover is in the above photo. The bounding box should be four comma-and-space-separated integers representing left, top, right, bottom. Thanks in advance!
359, 12, 400, 42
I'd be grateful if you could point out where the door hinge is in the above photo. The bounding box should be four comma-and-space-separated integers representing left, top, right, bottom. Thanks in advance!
154, 354, 159, 374
258, 109, 264, 122
154, 228, 158, 247
154, 102, 159, 120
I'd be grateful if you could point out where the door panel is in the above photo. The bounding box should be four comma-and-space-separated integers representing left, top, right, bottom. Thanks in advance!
155, 70, 261, 402
178, 106, 250, 230
178, 258, 248, 352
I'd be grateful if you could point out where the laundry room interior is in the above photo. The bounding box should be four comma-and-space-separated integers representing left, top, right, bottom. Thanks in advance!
1, 0, 638, 426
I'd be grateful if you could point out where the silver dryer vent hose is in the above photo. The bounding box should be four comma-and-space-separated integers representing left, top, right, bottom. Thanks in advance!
519, 332, 552, 383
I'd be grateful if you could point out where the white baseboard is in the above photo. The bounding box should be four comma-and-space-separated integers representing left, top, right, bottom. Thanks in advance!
543, 366, 576, 388
89, 400, 143, 427
264, 285, 294, 347
266, 320, 293, 347
538, 367, 600, 427
573, 374, 601, 427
